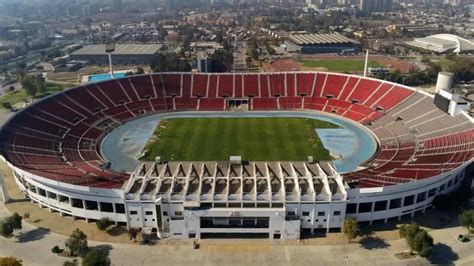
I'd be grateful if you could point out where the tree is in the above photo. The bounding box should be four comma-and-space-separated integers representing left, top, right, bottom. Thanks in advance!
0, 220, 13, 237
63, 259, 78, 266
0, 257, 22, 266
150, 53, 191, 72
210, 49, 234, 72
459, 210, 474, 234
20, 75, 45, 97
135, 67, 145, 75
399, 223, 434, 257
1, 102, 12, 110
6, 213, 22, 231
66, 229, 88, 257
82, 249, 110, 266
343, 218, 360, 242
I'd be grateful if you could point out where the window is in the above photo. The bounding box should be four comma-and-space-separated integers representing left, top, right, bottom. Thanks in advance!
317, 211, 325, 216
71, 198, 84, 209
115, 203, 125, 214
417, 192, 426, 203
346, 203, 357, 214
163, 211, 168, 216
85, 200, 98, 211
287, 211, 296, 216
130, 210, 138, 215
404, 195, 415, 206
439, 184, 446, 192
145, 211, 153, 216
174, 211, 183, 216
100, 202, 114, 213
358, 202, 372, 213
389, 198, 401, 209
333, 211, 341, 216
374, 200, 387, 211
447, 180, 453, 187
302, 211, 310, 216
428, 188, 437, 197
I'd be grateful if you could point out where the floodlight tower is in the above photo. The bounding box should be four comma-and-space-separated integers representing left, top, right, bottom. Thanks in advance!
363, 49, 369, 77
105, 42, 116, 78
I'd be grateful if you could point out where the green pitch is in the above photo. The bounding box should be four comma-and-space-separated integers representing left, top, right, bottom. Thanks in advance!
140, 117, 338, 161
302, 59, 384, 72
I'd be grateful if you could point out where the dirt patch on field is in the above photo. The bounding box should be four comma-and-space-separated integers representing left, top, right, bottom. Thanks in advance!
270, 59, 301, 72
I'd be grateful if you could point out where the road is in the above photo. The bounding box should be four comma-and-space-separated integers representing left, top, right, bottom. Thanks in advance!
232, 41, 247, 72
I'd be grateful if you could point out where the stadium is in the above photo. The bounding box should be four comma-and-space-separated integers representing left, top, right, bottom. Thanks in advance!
0, 72, 472, 240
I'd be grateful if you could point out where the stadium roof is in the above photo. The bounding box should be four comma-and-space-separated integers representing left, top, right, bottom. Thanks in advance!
405, 34, 474, 54
72, 44, 164, 56
288, 33, 358, 45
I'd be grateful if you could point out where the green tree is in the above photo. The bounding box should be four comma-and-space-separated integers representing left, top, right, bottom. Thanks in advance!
399, 223, 434, 257
63, 259, 78, 266
6, 213, 22, 231
459, 210, 474, 234
66, 229, 88, 257
82, 249, 110, 266
0, 220, 13, 237
135, 67, 145, 75
0, 257, 22, 266
448, 57, 474, 83
20, 75, 45, 97
210, 49, 234, 72
150, 53, 191, 72
343, 218, 360, 242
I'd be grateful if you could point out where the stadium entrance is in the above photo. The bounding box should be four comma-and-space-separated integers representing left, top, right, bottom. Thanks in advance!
228, 98, 249, 111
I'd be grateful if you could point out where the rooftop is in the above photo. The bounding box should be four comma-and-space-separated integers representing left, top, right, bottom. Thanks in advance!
288, 33, 358, 45
71, 44, 164, 56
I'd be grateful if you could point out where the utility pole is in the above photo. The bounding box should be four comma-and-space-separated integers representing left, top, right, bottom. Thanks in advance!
363, 49, 369, 77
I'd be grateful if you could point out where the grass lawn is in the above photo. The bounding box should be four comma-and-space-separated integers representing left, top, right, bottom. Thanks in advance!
0, 82, 71, 109
140, 117, 339, 161
302, 59, 385, 72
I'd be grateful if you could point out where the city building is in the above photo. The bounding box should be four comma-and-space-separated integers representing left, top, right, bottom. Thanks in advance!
70, 44, 165, 65
360, 0, 393, 13
196, 51, 212, 73
405, 34, 474, 54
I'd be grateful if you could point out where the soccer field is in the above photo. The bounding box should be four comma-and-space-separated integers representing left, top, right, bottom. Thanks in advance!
140, 117, 338, 161
302, 59, 384, 72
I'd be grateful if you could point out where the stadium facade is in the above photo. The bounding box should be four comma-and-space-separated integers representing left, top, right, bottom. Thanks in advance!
0, 72, 472, 239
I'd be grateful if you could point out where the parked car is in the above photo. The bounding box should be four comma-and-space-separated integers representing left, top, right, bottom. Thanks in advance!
457, 234, 469, 242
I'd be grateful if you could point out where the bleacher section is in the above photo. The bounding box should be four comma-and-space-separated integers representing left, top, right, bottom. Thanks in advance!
0, 72, 472, 190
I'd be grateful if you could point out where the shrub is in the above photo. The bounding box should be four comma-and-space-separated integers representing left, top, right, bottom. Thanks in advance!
63, 259, 78, 266
82, 249, 110, 266
51, 245, 61, 254
459, 210, 474, 234
95, 218, 113, 231
0, 257, 22, 266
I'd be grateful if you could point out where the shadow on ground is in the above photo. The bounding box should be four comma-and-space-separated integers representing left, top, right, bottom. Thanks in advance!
359, 236, 391, 250
428, 243, 459, 264
15, 227, 51, 243
106, 226, 127, 237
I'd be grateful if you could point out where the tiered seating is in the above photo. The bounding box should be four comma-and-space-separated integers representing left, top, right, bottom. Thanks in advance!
1, 72, 472, 190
